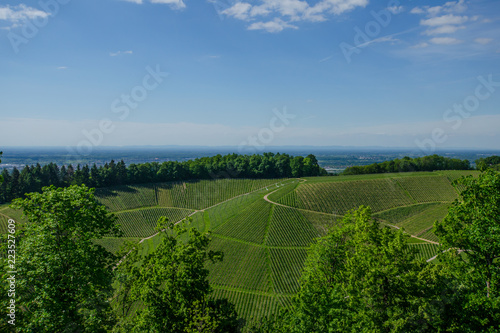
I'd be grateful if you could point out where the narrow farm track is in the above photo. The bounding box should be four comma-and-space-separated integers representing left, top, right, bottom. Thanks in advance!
426, 248, 466, 262
380, 221, 440, 245
115, 178, 300, 268
263, 187, 440, 245
263, 181, 343, 219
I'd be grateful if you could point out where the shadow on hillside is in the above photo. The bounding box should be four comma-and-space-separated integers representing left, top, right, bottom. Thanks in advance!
237, 318, 247, 333
95, 185, 139, 198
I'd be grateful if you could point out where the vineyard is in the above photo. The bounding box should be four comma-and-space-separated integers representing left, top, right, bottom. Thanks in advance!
207, 191, 264, 230
269, 248, 308, 294
292, 178, 414, 215
396, 176, 457, 203
0, 172, 469, 324
265, 206, 320, 247
374, 203, 439, 225
94, 237, 141, 254
408, 243, 441, 261
440, 170, 480, 193
208, 237, 271, 293
155, 178, 288, 210
211, 288, 287, 326
94, 178, 288, 212
214, 199, 272, 244
0, 206, 27, 224
396, 203, 450, 237
115, 207, 194, 237
0, 213, 10, 234
95, 184, 157, 212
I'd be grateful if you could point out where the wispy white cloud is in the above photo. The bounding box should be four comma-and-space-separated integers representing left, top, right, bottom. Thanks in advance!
0, 4, 50, 29
355, 35, 400, 48
411, 0, 470, 40
387, 6, 403, 15
220, 0, 368, 32
423, 24, 465, 35
410, 7, 425, 15
410, 42, 429, 49
120, 0, 186, 10
410, 0, 467, 17
420, 14, 468, 27
197, 54, 222, 62
475, 38, 493, 45
221, 2, 252, 20
150, 0, 186, 10
248, 18, 298, 33
110, 50, 133, 57
408, 1, 491, 52
57, 66, 68, 70
430, 37, 463, 45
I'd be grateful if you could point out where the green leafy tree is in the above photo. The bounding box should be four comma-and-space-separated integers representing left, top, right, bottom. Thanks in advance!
0, 169, 9, 202
476, 156, 500, 171
114, 217, 238, 332
5, 185, 121, 332
435, 170, 500, 330
0, 151, 3, 183
262, 206, 453, 333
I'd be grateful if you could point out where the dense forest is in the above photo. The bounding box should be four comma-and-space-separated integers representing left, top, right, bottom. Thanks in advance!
342, 154, 471, 175
0, 153, 326, 203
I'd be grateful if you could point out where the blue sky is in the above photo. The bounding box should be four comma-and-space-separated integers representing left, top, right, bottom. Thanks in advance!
0, 0, 499, 151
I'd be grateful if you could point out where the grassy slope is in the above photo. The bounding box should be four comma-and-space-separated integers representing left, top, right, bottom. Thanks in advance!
130, 173, 458, 323
0, 173, 464, 324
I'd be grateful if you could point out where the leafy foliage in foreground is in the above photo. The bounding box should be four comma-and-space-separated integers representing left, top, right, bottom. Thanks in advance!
435, 170, 500, 330
1, 185, 121, 332
245, 207, 457, 333
113, 217, 239, 332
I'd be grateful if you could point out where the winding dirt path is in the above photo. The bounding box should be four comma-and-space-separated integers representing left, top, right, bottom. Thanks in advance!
115, 179, 299, 268
117, 177, 442, 268
263, 184, 439, 245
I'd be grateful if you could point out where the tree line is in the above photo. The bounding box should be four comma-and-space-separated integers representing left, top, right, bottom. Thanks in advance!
0, 153, 326, 203
342, 154, 471, 175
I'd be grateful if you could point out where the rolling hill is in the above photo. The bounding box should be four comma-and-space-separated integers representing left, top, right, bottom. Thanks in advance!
0, 170, 479, 325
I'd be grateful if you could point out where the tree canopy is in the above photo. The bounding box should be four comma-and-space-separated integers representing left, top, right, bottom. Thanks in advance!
435, 170, 500, 330
3, 185, 121, 332
114, 217, 239, 332
246, 206, 456, 333
475, 156, 500, 171
343, 154, 471, 175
